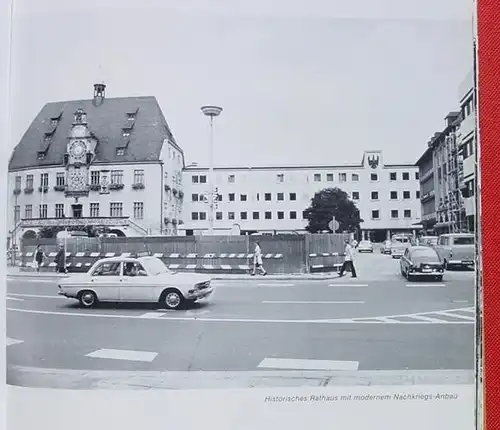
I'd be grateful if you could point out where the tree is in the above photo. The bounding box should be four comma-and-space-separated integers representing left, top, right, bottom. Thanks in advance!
303, 187, 363, 233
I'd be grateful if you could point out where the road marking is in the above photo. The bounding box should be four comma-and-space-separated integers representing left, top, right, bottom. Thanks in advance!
139, 312, 167, 319
406, 284, 446, 288
431, 311, 476, 321
6, 306, 474, 325
6, 337, 24, 346
257, 283, 295, 287
6, 297, 24, 302
258, 358, 359, 371
184, 309, 212, 317
404, 315, 445, 323
261, 300, 365, 304
328, 284, 368, 287
86, 349, 158, 362
8, 293, 63, 300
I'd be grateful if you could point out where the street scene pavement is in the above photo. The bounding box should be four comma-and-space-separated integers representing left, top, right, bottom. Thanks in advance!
6, 250, 476, 389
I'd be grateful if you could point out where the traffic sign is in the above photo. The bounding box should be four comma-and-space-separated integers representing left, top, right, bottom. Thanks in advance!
328, 218, 340, 232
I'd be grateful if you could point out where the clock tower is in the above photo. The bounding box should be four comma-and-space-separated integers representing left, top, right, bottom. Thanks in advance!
65, 108, 97, 198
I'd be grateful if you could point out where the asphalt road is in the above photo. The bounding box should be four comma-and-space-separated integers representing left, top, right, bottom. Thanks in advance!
6, 252, 476, 389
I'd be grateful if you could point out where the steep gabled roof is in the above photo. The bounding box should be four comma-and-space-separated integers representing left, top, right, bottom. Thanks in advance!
9, 95, 180, 170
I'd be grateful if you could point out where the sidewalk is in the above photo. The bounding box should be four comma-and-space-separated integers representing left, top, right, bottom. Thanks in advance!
7, 266, 341, 281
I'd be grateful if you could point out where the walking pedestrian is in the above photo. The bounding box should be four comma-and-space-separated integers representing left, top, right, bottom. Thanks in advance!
33, 244, 46, 272
338, 239, 357, 278
54, 243, 67, 274
251, 241, 267, 276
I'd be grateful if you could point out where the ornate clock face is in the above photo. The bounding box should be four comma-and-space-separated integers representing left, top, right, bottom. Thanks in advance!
69, 141, 86, 158
68, 171, 87, 190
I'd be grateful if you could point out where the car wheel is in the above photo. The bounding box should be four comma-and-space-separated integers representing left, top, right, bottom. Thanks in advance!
435, 275, 443, 282
78, 290, 98, 308
161, 288, 185, 310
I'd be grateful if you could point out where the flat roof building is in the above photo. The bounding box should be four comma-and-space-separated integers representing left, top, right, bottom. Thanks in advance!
181, 150, 422, 242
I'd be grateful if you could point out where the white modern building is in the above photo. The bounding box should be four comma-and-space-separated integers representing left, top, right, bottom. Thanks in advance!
181, 150, 422, 241
457, 70, 476, 232
7, 84, 185, 246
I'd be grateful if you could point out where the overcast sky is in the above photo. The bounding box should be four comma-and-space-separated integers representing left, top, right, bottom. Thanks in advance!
8, 0, 473, 167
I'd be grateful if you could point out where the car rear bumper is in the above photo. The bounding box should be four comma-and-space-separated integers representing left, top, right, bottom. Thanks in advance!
448, 260, 474, 266
408, 271, 443, 276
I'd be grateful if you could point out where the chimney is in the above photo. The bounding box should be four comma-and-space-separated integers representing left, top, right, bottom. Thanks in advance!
93, 83, 106, 106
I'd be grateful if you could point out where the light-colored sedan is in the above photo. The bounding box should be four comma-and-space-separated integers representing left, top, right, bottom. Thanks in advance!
357, 240, 374, 253
58, 256, 214, 310
380, 240, 392, 254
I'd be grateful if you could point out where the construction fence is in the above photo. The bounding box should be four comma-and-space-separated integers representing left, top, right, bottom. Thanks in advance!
15, 233, 350, 274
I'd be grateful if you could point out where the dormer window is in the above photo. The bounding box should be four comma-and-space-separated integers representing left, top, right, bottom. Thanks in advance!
51, 119, 58, 126
122, 131, 130, 137
37, 152, 46, 160
44, 134, 51, 142
127, 113, 135, 120
116, 148, 126, 156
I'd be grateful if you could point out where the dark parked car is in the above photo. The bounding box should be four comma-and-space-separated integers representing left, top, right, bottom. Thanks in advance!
400, 246, 445, 282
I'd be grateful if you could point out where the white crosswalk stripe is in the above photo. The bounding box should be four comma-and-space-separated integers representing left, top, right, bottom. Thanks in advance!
6, 337, 24, 346
85, 349, 158, 362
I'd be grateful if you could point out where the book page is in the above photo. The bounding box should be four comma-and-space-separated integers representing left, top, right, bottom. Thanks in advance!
4, 1, 478, 429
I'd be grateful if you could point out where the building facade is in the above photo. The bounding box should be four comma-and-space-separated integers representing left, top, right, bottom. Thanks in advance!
416, 112, 464, 235
181, 150, 422, 241
416, 145, 436, 232
457, 70, 476, 232
7, 84, 185, 246
416, 72, 477, 236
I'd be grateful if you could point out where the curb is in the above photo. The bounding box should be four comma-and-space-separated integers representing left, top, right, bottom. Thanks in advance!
7, 366, 474, 389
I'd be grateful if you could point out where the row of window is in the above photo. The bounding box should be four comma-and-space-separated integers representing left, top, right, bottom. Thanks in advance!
191, 171, 419, 185
13, 202, 145, 220
192, 190, 420, 203
14, 170, 147, 189
191, 209, 414, 222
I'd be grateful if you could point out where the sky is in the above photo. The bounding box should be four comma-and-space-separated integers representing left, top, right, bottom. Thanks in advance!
8, 0, 474, 168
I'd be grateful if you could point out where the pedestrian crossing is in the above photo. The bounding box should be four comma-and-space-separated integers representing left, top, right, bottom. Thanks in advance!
330, 307, 476, 324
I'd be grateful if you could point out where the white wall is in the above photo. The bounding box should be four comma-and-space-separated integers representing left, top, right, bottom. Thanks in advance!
181, 154, 421, 233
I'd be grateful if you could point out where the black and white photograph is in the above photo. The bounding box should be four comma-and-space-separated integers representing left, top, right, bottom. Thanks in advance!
5, 0, 476, 391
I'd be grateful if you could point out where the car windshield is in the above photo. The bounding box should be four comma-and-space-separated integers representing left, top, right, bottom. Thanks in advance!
393, 236, 409, 243
411, 249, 440, 263
454, 237, 474, 245
140, 257, 170, 276
360, 241, 371, 245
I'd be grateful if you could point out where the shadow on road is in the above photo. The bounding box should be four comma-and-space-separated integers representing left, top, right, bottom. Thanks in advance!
60, 301, 211, 311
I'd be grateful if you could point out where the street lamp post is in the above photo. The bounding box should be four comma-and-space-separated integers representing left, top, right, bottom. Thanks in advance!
201, 105, 223, 235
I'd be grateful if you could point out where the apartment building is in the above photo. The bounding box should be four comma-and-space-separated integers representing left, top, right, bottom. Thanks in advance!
457, 70, 476, 232
8, 84, 185, 246
181, 150, 422, 241
416, 145, 436, 232
416, 72, 477, 236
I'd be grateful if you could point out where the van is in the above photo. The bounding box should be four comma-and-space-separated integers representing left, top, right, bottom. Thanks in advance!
434, 233, 475, 269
